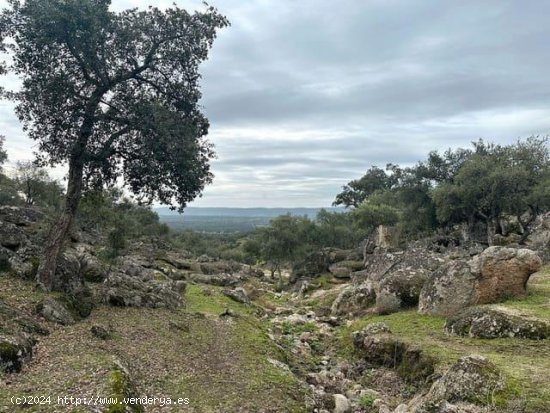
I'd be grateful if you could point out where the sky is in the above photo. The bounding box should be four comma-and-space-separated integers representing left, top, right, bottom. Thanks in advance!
2, 0, 550, 207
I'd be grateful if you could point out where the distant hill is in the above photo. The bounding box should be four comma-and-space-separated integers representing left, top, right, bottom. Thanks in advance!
154, 207, 346, 233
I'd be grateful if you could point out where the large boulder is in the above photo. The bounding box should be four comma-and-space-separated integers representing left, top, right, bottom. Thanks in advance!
222, 287, 250, 304
79, 252, 108, 283
525, 211, 550, 262
405, 355, 504, 413
105, 272, 182, 309
375, 268, 430, 314
445, 306, 549, 339
52, 251, 94, 318
331, 282, 376, 316
0, 206, 44, 226
0, 333, 34, 373
0, 221, 27, 250
419, 247, 542, 316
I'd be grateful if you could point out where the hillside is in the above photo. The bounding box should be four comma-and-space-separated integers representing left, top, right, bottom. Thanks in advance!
1, 206, 549, 413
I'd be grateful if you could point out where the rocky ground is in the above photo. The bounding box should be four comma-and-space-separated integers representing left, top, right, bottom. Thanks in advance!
1, 206, 549, 412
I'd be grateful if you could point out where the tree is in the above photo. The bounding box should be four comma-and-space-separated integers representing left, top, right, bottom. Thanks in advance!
333, 166, 392, 207
13, 160, 64, 207
432, 138, 550, 244
1, 0, 229, 290
244, 215, 314, 278
0, 136, 7, 169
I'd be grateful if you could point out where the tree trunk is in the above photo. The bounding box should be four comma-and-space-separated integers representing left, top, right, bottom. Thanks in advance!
36, 156, 84, 290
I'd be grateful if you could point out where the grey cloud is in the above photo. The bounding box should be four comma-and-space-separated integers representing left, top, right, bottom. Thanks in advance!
2, 0, 550, 207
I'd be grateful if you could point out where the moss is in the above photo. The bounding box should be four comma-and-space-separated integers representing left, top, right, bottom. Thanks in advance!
105, 367, 143, 413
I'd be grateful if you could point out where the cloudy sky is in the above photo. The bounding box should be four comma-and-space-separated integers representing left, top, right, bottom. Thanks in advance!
2, 0, 550, 207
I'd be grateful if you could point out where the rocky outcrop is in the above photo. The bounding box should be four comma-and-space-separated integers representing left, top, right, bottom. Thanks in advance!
445, 306, 549, 339
333, 247, 448, 315
525, 211, 550, 262
105, 272, 183, 308
402, 355, 504, 413
419, 247, 542, 315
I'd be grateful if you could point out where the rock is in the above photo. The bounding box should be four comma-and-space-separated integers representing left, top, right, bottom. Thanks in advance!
108, 359, 144, 412
105, 272, 182, 309
333, 394, 351, 413
199, 260, 242, 275
0, 221, 27, 250
525, 211, 550, 262
353, 328, 434, 383
222, 287, 250, 304
35, 297, 76, 325
90, 325, 111, 340
352, 323, 391, 345
0, 206, 44, 226
172, 280, 187, 294
0, 333, 34, 373
331, 282, 376, 316
419, 246, 542, 315
407, 355, 504, 412
445, 306, 549, 339
53, 251, 94, 318
79, 252, 108, 283
375, 268, 429, 314
186, 272, 240, 287
0, 300, 49, 336
471, 246, 541, 303
328, 260, 363, 279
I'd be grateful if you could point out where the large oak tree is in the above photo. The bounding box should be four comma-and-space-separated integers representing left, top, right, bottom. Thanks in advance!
0, 0, 228, 290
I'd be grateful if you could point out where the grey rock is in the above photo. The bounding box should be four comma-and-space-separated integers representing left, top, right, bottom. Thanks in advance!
445, 306, 549, 339
35, 297, 76, 326
222, 287, 250, 304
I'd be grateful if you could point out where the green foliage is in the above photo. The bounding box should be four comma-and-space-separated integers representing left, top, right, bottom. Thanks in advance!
244, 214, 315, 274
12, 160, 64, 209
0, 136, 7, 169
351, 201, 400, 231
333, 166, 392, 207
1, 0, 229, 211
335, 137, 550, 244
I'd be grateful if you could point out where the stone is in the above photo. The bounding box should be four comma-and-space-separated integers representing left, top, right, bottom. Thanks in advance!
222, 287, 250, 304
0, 206, 44, 226
328, 261, 364, 279
375, 268, 429, 314
406, 355, 504, 412
333, 394, 351, 413
53, 251, 94, 318
35, 297, 76, 325
445, 306, 549, 339
90, 325, 111, 340
105, 272, 182, 309
0, 333, 34, 373
79, 252, 108, 283
0, 221, 27, 250
419, 247, 542, 315
331, 282, 376, 316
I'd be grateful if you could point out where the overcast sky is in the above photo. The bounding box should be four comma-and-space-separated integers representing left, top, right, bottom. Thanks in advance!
2, 0, 550, 207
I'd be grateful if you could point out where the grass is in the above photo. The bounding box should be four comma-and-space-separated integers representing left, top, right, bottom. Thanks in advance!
0, 277, 308, 412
